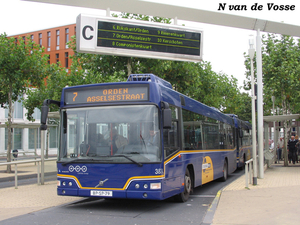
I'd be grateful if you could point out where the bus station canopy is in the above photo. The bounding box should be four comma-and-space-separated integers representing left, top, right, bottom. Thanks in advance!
263, 114, 300, 122
25, 0, 300, 37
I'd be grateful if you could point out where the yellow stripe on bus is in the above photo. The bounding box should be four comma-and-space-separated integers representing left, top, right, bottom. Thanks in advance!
58, 148, 236, 190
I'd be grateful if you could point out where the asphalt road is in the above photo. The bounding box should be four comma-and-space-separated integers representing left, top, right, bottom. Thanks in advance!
0, 169, 244, 225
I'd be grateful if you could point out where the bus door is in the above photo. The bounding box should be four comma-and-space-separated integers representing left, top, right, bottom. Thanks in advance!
162, 106, 181, 197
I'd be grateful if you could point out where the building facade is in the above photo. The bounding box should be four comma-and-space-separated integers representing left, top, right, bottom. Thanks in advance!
0, 24, 76, 156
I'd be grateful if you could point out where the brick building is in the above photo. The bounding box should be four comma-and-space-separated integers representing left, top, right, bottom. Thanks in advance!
11, 24, 76, 67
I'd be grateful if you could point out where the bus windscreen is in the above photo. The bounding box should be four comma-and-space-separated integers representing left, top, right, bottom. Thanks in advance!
59, 105, 161, 164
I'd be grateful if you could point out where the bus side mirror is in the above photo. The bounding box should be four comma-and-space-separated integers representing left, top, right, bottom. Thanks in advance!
161, 101, 172, 129
163, 108, 172, 129
40, 105, 49, 130
40, 99, 60, 131
63, 111, 67, 133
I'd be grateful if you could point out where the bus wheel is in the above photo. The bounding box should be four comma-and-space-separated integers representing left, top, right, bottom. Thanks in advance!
220, 160, 228, 182
175, 168, 192, 202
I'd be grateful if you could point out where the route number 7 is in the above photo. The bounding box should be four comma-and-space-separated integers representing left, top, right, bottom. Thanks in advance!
73, 92, 78, 102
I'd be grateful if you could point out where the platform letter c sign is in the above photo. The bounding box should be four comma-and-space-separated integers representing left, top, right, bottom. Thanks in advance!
82, 25, 94, 40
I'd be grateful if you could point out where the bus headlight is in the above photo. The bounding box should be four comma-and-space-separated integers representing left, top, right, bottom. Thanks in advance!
150, 183, 161, 190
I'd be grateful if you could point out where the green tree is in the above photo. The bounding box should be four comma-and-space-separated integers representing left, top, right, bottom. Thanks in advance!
23, 35, 123, 122
244, 34, 300, 115
227, 92, 252, 122
24, 63, 68, 121
0, 33, 49, 172
263, 34, 300, 114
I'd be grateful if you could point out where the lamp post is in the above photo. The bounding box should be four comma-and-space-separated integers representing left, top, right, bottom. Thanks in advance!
249, 35, 257, 185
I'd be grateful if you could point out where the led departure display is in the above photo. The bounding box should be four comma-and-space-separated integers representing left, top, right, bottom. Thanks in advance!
64, 85, 149, 105
97, 21, 201, 56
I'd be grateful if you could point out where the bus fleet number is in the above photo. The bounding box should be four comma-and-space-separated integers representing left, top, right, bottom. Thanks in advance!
155, 168, 163, 175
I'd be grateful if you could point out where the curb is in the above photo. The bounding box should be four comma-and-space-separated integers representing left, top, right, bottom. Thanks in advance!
202, 190, 222, 225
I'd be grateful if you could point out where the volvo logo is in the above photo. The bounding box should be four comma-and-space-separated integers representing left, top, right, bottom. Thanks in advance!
69, 165, 87, 173
95, 179, 108, 188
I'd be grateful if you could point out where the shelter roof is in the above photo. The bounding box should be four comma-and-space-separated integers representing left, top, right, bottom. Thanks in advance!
25, 0, 300, 37
263, 114, 300, 122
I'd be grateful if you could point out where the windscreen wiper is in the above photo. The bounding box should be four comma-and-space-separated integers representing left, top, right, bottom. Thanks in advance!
140, 134, 148, 153
112, 154, 143, 167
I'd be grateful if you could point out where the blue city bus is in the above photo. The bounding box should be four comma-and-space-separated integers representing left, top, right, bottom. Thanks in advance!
228, 114, 253, 169
41, 74, 239, 202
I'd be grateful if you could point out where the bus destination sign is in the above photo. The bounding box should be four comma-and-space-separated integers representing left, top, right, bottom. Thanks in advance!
76, 14, 203, 61
64, 85, 149, 105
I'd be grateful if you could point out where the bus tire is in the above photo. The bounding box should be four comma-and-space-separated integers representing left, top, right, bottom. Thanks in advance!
175, 168, 192, 202
220, 160, 228, 182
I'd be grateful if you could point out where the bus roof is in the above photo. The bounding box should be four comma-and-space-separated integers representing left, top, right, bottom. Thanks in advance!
61, 73, 235, 126
136, 74, 235, 126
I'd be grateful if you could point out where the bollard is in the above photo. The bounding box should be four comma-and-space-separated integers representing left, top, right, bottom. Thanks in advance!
245, 158, 254, 188
37, 161, 40, 185
245, 163, 249, 188
14, 164, 18, 189
249, 162, 253, 184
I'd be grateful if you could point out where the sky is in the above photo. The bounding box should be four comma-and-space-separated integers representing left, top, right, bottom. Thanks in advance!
1, 0, 300, 88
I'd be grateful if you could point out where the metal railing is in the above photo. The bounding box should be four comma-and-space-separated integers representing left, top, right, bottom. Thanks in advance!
245, 158, 254, 188
0, 158, 56, 189
0, 150, 38, 158
245, 155, 259, 188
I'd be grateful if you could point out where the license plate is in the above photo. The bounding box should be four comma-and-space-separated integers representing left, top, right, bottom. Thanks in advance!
90, 190, 113, 197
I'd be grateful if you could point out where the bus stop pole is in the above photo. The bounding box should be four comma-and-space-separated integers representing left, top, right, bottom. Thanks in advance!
249, 36, 257, 185
256, 29, 264, 179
